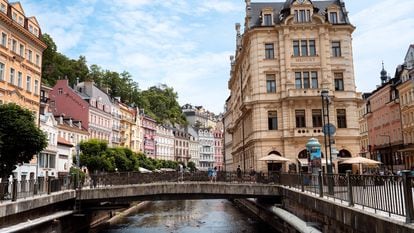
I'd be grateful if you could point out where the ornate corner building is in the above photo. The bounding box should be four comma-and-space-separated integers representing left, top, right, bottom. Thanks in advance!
0, 1, 47, 123
226, 0, 362, 173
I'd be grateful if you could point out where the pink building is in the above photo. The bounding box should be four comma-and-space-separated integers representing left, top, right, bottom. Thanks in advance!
49, 79, 89, 129
366, 66, 404, 173
141, 114, 157, 158
213, 129, 223, 171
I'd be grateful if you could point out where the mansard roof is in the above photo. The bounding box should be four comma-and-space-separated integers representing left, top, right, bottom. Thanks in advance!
248, 0, 350, 28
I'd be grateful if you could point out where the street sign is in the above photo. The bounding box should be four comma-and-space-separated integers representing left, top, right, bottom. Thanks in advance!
322, 123, 336, 136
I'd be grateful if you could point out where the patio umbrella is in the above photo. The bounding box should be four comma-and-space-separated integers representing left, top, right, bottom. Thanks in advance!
259, 154, 291, 163
340, 156, 381, 174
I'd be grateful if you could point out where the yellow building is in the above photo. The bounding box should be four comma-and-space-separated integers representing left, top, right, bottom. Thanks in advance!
396, 44, 414, 169
0, 1, 47, 122
226, 0, 361, 173
119, 103, 135, 149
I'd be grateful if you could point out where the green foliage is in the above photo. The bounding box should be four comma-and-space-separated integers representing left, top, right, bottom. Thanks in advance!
69, 167, 86, 185
187, 161, 196, 172
0, 104, 47, 178
79, 139, 179, 173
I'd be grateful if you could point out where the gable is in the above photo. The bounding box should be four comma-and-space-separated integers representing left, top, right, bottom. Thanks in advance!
10, 2, 25, 15
28, 16, 40, 27
404, 45, 414, 64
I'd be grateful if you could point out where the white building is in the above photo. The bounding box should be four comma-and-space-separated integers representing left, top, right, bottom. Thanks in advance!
198, 128, 214, 171
155, 125, 175, 161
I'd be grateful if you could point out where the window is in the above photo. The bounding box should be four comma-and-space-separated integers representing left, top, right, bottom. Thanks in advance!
295, 10, 311, 23
334, 72, 344, 91
12, 39, 16, 52
293, 40, 300, 56
303, 72, 310, 88
311, 71, 318, 88
18, 16, 23, 25
35, 54, 40, 66
312, 109, 322, 127
268, 111, 278, 130
28, 50, 32, 62
0, 3, 6, 13
19, 44, 24, 57
0, 62, 3, 81
265, 43, 274, 59
330, 12, 338, 24
337, 109, 347, 128
1, 32, 6, 47
295, 72, 302, 89
293, 39, 316, 56
34, 80, 39, 94
264, 14, 272, 26
309, 40, 316, 56
295, 110, 306, 128
9, 68, 14, 85
26, 76, 31, 92
295, 71, 318, 89
12, 12, 17, 21
301, 40, 308, 56
17, 72, 22, 87
266, 74, 276, 93
332, 41, 341, 57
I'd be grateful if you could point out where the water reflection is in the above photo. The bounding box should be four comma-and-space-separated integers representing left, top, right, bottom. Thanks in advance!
100, 200, 277, 233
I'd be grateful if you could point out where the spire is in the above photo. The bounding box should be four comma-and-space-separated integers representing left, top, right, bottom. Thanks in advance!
380, 61, 388, 84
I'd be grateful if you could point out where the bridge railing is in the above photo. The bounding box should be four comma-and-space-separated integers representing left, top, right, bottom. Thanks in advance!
0, 176, 73, 203
278, 170, 414, 223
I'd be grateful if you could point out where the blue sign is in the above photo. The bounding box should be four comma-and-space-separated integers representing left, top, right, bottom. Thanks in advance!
323, 123, 336, 136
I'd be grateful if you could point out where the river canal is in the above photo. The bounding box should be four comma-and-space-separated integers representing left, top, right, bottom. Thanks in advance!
100, 199, 278, 233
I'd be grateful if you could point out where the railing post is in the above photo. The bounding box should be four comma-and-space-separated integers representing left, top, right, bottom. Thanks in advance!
346, 170, 354, 207
12, 179, 17, 202
47, 178, 52, 194
402, 170, 414, 223
33, 180, 38, 195
300, 172, 304, 192
318, 170, 323, 197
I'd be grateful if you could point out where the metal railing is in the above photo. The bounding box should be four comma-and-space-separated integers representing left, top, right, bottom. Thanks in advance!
1, 170, 413, 223
0, 176, 73, 203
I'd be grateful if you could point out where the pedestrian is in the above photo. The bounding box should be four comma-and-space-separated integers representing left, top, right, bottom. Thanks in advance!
236, 165, 242, 183
249, 167, 256, 183
208, 167, 213, 182
178, 164, 184, 183
212, 167, 217, 182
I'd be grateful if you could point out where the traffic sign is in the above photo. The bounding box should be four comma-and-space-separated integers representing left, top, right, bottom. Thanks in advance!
322, 123, 336, 136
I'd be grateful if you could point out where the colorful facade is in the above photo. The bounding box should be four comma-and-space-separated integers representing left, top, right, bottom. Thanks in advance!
0, 1, 47, 123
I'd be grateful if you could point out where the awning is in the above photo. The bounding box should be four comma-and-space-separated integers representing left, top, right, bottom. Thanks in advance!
398, 148, 414, 153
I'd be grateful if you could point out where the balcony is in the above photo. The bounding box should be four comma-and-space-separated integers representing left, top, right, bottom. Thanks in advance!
287, 88, 328, 99
293, 128, 324, 137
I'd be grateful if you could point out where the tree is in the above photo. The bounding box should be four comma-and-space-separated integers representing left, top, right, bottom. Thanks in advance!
187, 161, 196, 172
0, 104, 47, 178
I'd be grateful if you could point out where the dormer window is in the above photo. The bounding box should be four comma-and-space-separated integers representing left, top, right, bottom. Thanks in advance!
330, 12, 338, 24
0, 3, 6, 13
264, 14, 272, 26
294, 10, 310, 23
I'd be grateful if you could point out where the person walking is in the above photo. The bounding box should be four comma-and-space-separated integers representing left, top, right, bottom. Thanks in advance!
212, 167, 218, 182
178, 164, 184, 183
236, 165, 242, 183
208, 167, 213, 182
249, 167, 256, 183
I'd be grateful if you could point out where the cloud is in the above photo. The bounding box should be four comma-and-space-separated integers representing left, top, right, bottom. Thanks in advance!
350, 0, 414, 92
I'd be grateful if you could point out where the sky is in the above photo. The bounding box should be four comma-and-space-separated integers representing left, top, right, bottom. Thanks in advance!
19, 0, 414, 114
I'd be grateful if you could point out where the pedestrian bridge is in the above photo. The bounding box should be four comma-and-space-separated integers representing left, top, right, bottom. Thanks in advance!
78, 182, 281, 206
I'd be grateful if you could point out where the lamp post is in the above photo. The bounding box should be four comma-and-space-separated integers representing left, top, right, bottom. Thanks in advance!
321, 90, 334, 194
380, 134, 392, 174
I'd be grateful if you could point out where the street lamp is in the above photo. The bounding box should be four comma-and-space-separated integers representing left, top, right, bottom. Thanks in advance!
321, 89, 334, 194
75, 143, 80, 190
380, 134, 392, 174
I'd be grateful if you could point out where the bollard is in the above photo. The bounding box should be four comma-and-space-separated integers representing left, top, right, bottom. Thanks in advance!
318, 170, 323, 197
346, 170, 354, 207
402, 171, 414, 223
12, 179, 17, 202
